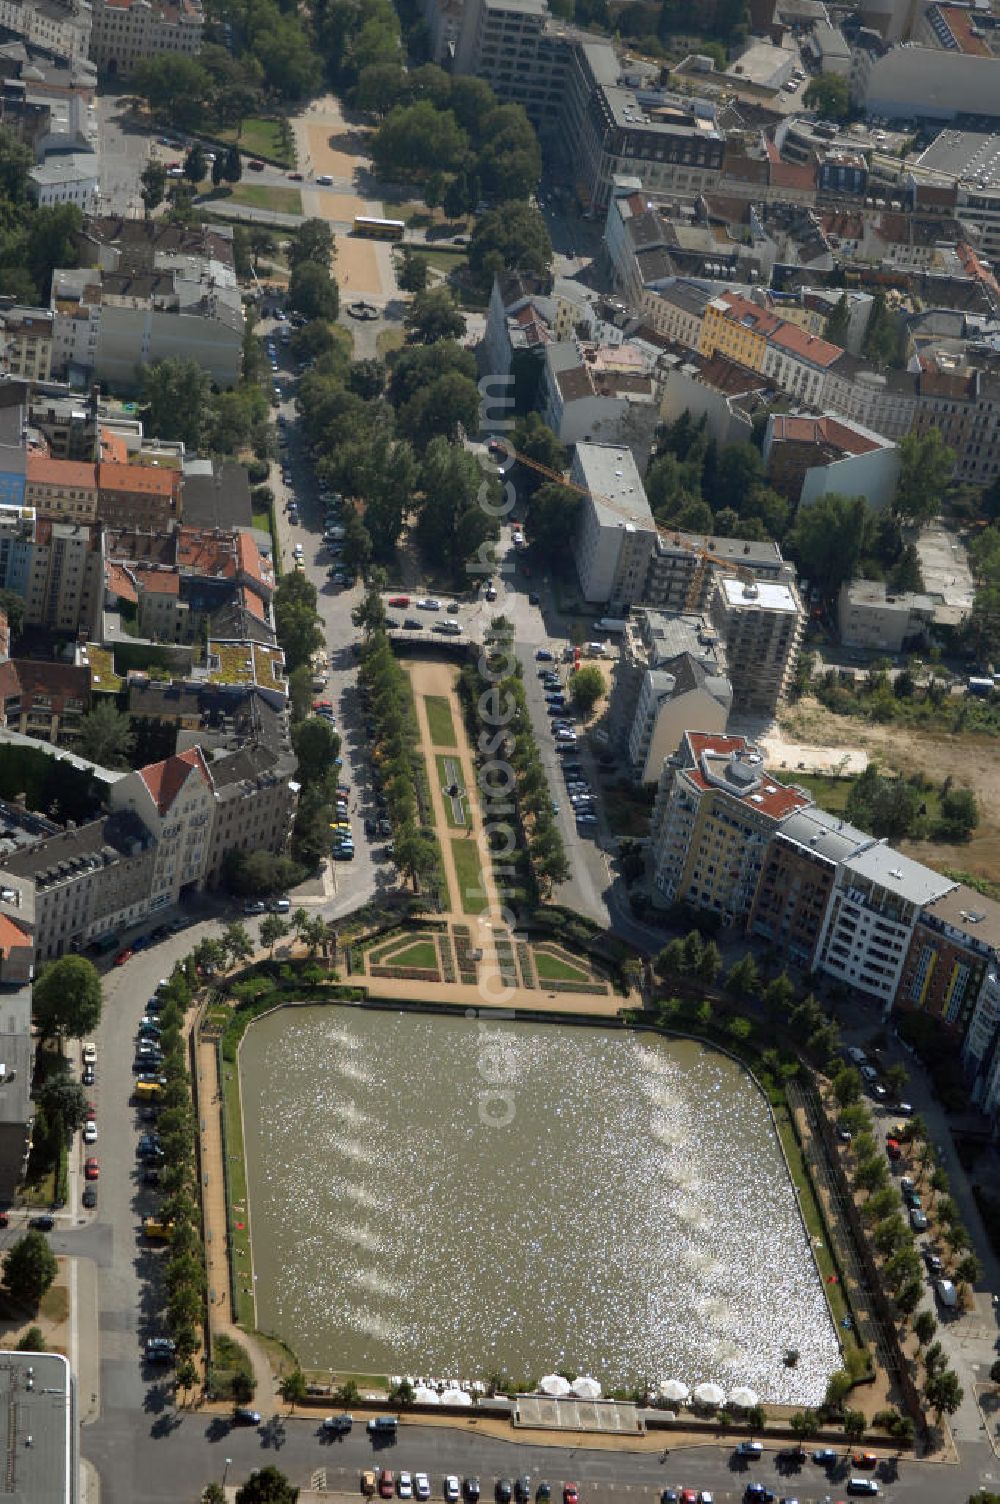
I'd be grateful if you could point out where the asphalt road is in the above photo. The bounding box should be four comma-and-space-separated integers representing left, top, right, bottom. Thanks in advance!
264, 319, 397, 920
81, 1404, 986, 1504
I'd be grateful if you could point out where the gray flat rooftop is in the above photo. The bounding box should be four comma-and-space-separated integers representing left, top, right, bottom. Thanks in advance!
572, 442, 654, 530
921, 884, 1000, 949
0, 1350, 73, 1503
916, 127, 1000, 186
777, 805, 876, 864
841, 844, 955, 906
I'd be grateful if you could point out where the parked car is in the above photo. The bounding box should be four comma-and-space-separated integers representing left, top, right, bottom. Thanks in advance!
234, 1407, 262, 1425
322, 1414, 353, 1434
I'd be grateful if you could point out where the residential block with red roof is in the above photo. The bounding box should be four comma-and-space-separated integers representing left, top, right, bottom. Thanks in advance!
649, 730, 813, 922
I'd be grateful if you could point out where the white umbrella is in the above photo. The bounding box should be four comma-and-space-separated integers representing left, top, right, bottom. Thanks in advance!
539, 1374, 572, 1398
729, 1386, 759, 1409
693, 1382, 726, 1407
414, 1386, 440, 1405
572, 1376, 602, 1400
442, 1388, 472, 1407
658, 1379, 690, 1403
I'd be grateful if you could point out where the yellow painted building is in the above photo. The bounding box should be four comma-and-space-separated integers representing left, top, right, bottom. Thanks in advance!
697, 293, 780, 373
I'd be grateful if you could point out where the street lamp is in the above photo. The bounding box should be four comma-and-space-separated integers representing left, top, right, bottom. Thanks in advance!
223, 1458, 232, 1489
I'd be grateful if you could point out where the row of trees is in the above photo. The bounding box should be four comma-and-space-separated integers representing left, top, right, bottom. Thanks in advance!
643, 410, 952, 600
832, 1078, 969, 1421
459, 618, 569, 903
369, 85, 541, 206
139, 356, 271, 457
295, 325, 500, 582
358, 629, 444, 897
287, 218, 339, 326
843, 764, 978, 844
152, 962, 207, 1393
0, 126, 82, 304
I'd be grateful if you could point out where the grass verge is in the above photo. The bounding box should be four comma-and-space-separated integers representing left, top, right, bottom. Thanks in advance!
390, 939, 438, 969
220, 1049, 255, 1330
217, 117, 294, 166
375, 328, 405, 358
435, 754, 468, 830
228, 184, 302, 214
534, 949, 589, 984
774, 1102, 853, 1341
424, 694, 457, 747
451, 837, 488, 915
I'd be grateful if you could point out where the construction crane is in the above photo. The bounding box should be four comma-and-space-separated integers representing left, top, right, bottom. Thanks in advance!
501, 445, 758, 613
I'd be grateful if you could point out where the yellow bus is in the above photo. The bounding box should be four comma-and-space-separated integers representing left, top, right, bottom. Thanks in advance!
353, 215, 405, 241
143, 1217, 175, 1242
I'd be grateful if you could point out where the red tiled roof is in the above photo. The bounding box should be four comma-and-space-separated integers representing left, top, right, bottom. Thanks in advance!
98, 462, 178, 496
176, 527, 237, 577
683, 731, 810, 820
0, 912, 30, 958
936, 4, 991, 54
106, 561, 138, 603
769, 414, 883, 455
239, 585, 266, 622
715, 291, 782, 338
26, 455, 97, 490
138, 747, 211, 816
134, 568, 180, 595
236, 531, 274, 593
14, 660, 89, 701
100, 428, 129, 465
769, 321, 843, 367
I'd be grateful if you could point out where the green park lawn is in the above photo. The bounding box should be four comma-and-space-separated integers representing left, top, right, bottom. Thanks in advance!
218, 117, 293, 165
435, 755, 468, 829
389, 939, 439, 970
227, 183, 302, 215
424, 695, 457, 747
451, 837, 487, 915
534, 949, 589, 984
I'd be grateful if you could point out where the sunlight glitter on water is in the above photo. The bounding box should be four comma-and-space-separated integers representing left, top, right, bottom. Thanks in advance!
239, 1010, 840, 1401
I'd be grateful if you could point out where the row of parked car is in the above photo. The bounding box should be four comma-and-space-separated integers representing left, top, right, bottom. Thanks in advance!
366, 1475, 576, 1504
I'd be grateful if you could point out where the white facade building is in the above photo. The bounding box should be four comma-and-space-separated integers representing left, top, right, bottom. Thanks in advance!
29, 153, 99, 213
570, 442, 657, 609
815, 844, 955, 1010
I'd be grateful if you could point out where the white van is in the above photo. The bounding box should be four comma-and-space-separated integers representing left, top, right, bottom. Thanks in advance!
936, 1278, 958, 1309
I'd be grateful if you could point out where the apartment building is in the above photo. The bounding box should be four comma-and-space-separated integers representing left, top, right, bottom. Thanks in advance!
25, 455, 97, 522
0, 658, 90, 742
749, 805, 876, 969
51, 220, 241, 389
0, 0, 92, 59
109, 747, 215, 912
698, 291, 778, 371
649, 730, 811, 919
709, 575, 804, 718
763, 413, 900, 511
608, 610, 731, 777
541, 340, 658, 464
0, 503, 34, 599
837, 579, 939, 652
3, 808, 154, 960
0, 306, 53, 383
23, 518, 104, 638
815, 845, 955, 1011
203, 745, 298, 887
563, 40, 725, 210
28, 154, 99, 213
896, 884, 1000, 1040
89, 0, 204, 74
570, 442, 657, 608
642, 531, 794, 615
97, 461, 181, 531
454, 0, 568, 130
